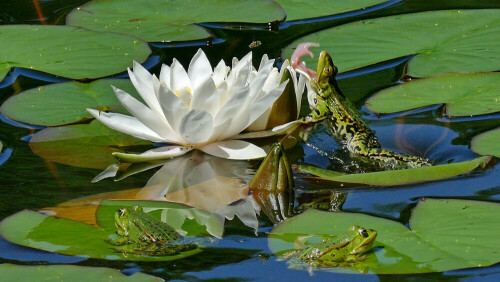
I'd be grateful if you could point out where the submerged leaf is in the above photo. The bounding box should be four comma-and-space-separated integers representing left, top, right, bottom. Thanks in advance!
1, 79, 138, 126
283, 10, 500, 77
67, 0, 285, 42
0, 264, 161, 281
270, 199, 500, 274
0, 25, 150, 81
366, 72, 500, 117
297, 156, 491, 186
471, 127, 500, 158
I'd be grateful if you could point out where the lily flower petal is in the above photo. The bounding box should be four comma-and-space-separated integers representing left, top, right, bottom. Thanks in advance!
159, 64, 171, 88
188, 49, 213, 90
212, 59, 228, 86
190, 76, 220, 116
178, 110, 214, 145
112, 86, 178, 143
200, 140, 266, 160
87, 109, 164, 142
170, 58, 192, 95
158, 85, 188, 136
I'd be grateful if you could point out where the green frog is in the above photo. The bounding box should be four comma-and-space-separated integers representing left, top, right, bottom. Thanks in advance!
107, 206, 197, 256
292, 43, 431, 169
288, 225, 377, 268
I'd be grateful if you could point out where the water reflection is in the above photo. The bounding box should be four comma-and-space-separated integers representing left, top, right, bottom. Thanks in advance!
93, 150, 261, 233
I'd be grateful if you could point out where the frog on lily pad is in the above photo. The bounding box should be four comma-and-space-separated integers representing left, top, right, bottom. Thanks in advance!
106, 205, 198, 256
285, 225, 377, 269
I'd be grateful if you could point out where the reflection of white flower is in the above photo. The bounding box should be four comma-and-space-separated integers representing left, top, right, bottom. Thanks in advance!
87, 49, 302, 161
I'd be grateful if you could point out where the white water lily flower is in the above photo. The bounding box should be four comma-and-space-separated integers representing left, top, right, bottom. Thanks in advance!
87, 49, 298, 161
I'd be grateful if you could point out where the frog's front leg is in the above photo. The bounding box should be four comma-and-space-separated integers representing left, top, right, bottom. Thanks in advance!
106, 236, 131, 246
348, 133, 432, 169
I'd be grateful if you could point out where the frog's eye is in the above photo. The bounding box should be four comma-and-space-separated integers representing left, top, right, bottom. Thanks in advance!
324, 66, 333, 75
358, 227, 369, 237
118, 208, 126, 216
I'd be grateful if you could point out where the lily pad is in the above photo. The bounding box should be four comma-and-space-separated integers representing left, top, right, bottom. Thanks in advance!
0, 201, 211, 261
365, 72, 500, 117
0, 66, 9, 82
471, 128, 500, 158
0, 25, 150, 81
0, 264, 161, 281
283, 9, 500, 77
270, 198, 500, 274
67, 0, 285, 42
29, 121, 151, 170
1, 79, 138, 126
276, 0, 386, 21
296, 156, 491, 186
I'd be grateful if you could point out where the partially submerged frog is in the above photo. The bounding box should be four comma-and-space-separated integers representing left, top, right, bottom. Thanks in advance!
107, 206, 197, 256
288, 225, 377, 268
292, 43, 431, 169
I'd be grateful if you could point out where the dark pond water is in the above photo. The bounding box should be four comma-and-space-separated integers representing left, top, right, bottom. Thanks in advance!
1, 0, 500, 280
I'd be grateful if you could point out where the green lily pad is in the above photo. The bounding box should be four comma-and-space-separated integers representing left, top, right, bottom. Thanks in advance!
0, 25, 150, 80
283, 9, 500, 77
471, 128, 500, 158
29, 121, 151, 170
276, 0, 386, 21
270, 198, 500, 274
365, 72, 500, 117
1, 79, 138, 126
0, 264, 161, 281
0, 201, 213, 261
297, 156, 491, 186
67, 0, 285, 42
0, 66, 9, 82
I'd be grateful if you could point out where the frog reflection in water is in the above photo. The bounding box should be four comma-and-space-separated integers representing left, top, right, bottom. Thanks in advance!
292, 43, 431, 169
107, 206, 197, 256
288, 225, 377, 268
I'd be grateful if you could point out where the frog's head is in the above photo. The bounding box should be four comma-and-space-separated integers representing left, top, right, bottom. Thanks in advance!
348, 225, 377, 255
316, 51, 338, 91
114, 207, 132, 236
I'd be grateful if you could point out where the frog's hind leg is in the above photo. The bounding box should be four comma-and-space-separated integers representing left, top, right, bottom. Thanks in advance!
348, 133, 432, 169
359, 147, 432, 169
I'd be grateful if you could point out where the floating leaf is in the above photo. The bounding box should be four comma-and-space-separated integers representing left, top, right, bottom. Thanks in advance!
30, 121, 151, 170
297, 156, 491, 186
0, 201, 208, 261
1, 79, 138, 126
0, 66, 9, 82
0, 264, 161, 281
67, 0, 285, 42
0, 25, 150, 80
270, 198, 500, 274
283, 10, 500, 77
276, 0, 386, 21
471, 128, 500, 158
365, 73, 500, 117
